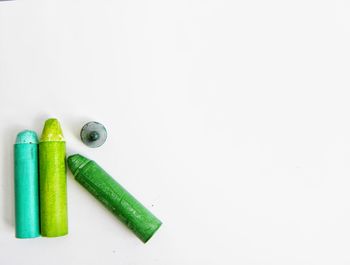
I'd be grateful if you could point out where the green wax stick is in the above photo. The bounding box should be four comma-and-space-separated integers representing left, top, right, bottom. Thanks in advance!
67, 154, 162, 243
39, 119, 68, 237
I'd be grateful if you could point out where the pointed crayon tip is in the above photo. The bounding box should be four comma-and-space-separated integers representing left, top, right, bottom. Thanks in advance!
67, 154, 90, 176
15, 130, 38, 144
40, 118, 65, 142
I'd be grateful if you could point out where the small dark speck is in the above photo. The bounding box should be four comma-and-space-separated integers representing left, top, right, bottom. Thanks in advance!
112, 250, 116, 254
151, 204, 154, 207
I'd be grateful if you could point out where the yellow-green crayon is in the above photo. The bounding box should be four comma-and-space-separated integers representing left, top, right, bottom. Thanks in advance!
39, 119, 68, 237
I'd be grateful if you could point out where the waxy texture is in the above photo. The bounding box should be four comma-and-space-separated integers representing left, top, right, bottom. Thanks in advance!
14, 130, 40, 238
68, 154, 162, 243
39, 119, 68, 237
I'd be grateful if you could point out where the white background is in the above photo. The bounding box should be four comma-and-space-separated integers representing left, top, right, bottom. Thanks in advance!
1, 0, 350, 264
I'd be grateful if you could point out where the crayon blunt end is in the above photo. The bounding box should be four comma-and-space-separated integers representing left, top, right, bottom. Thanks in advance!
80, 121, 107, 148
40, 118, 64, 142
15, 130, 38, 144
67, 154, 90, 176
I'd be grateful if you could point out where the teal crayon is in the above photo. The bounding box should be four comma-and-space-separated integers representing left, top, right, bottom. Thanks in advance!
14, 130, 40, 238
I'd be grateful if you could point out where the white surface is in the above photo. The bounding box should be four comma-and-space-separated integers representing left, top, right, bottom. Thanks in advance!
1, 0, 350, 264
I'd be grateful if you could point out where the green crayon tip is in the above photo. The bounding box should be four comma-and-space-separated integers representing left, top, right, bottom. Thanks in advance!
67, 154, 90, 175
16, 130, 38, 144
40, 119, 64, 142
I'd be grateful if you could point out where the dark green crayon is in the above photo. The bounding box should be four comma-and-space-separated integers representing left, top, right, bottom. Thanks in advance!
67, 154, 162, 243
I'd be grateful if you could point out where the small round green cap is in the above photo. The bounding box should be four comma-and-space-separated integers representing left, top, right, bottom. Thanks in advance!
80, 121, 107, 148
15, 130, 38, 144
